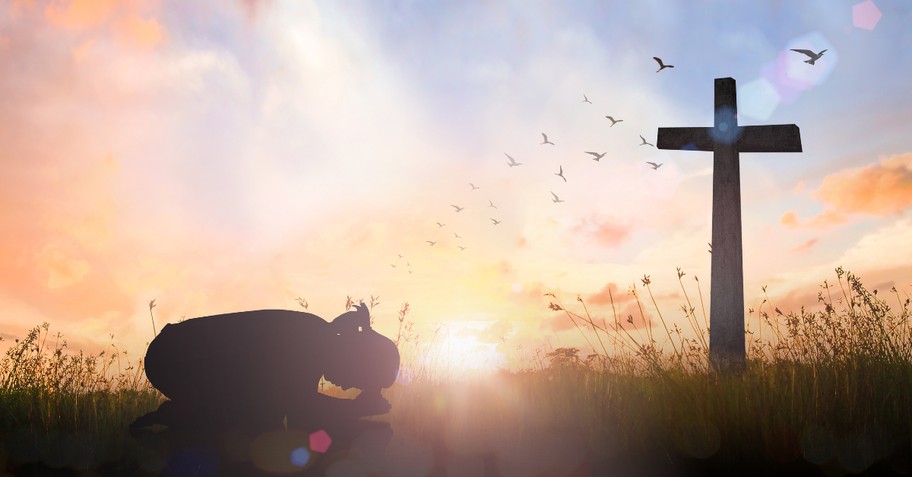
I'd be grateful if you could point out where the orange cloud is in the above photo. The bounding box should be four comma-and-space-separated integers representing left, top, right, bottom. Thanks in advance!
587, 282, 636, 306
788, 238, 818, 254
815, 153, 912, 216
542, 312, 579, 332
45, 0, 116, 29
780, 210, 799, 228
117, 14, 164, 49
784, 154, 912, 229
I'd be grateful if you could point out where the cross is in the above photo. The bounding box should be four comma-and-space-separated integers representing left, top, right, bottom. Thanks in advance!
656, 77, 802, 372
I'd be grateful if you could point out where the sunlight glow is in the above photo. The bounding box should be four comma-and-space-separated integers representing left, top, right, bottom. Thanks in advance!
426, 322, 506, 376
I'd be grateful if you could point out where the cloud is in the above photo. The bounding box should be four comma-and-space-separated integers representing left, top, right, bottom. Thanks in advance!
542, 312, 581, 333
239, 0, 273, 21
787, 153, 912, 229
816, 153, 912, 215
788, 238, 818, 254
40, 0, 166, 50
587, 282, 636, 306
567, 214, 631, 248
610, 302, 652, 331
45, 0, 116, 29
116, 14, 164, 49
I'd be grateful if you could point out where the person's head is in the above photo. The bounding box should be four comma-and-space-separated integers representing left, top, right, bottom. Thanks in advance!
324, 329, 400, 391
329, 302, 371, 335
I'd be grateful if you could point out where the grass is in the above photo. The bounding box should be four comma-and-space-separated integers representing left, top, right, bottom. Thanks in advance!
1, 268, 911, 475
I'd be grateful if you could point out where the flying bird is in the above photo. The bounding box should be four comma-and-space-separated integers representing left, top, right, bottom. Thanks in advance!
469, 183, 480, 191
646, 162, 663, 170
490, 218, 501, 225
551, 192, 565, 203
790, 48, 827, 65
391, 264, 397, 268
505, 153, 523, 167
639, 135, 655, 147
451, 205, 465, 212
653, 56, 674, 72
555, 165, 566, 182
488, 200, 498, 209
585, 151, 606, 161
605, 116, 624, 127
436, 222, 445, 228
398, 254, 404, 259
426, 241, 436, 246
541, 133, 555, 145
454, 232, 461, 239
458, 246, 467, 251
582, 94, 592, 104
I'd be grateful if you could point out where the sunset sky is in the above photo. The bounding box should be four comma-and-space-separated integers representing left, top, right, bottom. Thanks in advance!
2, 0, 911, 374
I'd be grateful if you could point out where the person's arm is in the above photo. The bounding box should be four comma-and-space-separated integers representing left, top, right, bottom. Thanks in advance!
288, 391, 391, 425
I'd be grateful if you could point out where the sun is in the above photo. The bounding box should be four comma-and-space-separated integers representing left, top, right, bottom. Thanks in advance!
427, 325, 506, 377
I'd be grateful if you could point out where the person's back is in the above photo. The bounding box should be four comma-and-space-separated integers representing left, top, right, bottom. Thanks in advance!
133, 305, 399, 430
144, 310, 328, 417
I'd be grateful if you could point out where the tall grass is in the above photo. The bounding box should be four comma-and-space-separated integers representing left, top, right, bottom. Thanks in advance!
0, 323, 162, 471
387, 267, 912, 474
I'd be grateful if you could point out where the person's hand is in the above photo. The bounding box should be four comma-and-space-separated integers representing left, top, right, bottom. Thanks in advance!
352, 391, 391, 416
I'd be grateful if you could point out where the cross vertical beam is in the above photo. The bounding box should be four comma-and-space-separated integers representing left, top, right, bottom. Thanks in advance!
656, 77, 802, 373
709, 78, 745, 373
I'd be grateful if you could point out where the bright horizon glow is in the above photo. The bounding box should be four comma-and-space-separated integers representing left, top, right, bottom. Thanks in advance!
419, 321, 507, 377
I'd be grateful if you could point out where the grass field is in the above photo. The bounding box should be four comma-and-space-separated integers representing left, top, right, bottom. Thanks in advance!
1, 268, 911, 475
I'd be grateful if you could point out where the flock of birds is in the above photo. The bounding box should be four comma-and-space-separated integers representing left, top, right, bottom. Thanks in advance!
389, 51, 825, 273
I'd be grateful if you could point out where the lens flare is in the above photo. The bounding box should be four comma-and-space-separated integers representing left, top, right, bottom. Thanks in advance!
291, 447, 311, 467
852, 0, 882, 30
309, 429, 332, 453
738, 78, 781, 121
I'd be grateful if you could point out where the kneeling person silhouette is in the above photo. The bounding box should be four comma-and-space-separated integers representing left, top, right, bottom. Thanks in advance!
131, 303, 399, 431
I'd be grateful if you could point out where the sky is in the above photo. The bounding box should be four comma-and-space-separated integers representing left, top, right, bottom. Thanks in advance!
1, 0, 911, 374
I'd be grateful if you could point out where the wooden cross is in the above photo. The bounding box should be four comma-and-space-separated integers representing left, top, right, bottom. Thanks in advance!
656, 77, 802, 372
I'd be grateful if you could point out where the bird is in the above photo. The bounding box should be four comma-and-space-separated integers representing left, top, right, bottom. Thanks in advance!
469, 183, 480, 191
391, 264, 397, 268
488, 200, 498, 209
505, 153, 522, 167
653, 56, 674, 72
585, 151, 606, 161
605, 116, 623, 127
555, 165, 566, 182
646, 161, 663, 170
582, 94, 592, 104
398, 254, 404, 259
541, 133, 555, 145
451, 205, 464, 212
790, 48, 827, 65
639, 135, 655, 147
490, 218, 501, 225
551, 191, 565, 203
454, 232, 461, 239
458, 246, 467, 251
426, 241, 436, 246
436, 222, 445, 228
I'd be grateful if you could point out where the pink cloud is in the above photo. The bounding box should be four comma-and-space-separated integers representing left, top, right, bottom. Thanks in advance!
587, 282, 636, 306
788, 238, 818, 254
569, 214, 631, 248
